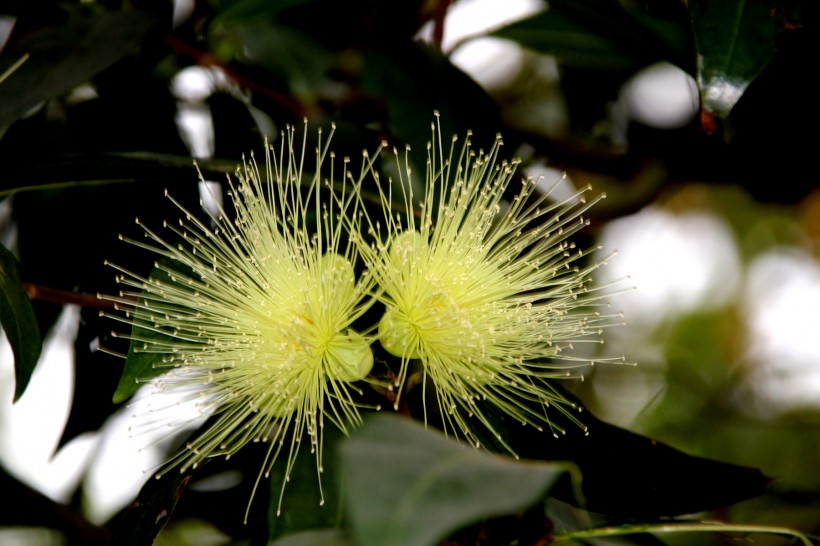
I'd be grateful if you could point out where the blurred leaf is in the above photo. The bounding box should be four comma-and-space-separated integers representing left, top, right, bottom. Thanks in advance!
107, 468, 192, 546
340, 414, 571, 546
361, 43, 502, 157
215, 21, 330, 103
545, 498, 668, 546
0, 9, 157, 129
0, 244, 42, 402
690, 0, 799, 120
501, 385, 771, 518
269, 529, 352, 546
0, 153, 234, 197
112, 263, 190, 404
213, 0, 315, 23
491, 0, 690, 72
268, 422, 347, 541
154, 518, 231, 546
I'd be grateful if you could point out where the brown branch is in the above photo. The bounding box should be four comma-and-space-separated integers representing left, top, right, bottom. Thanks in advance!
162, 34, 314, 118
432, 0, 452, 51
22, 283, 125, 310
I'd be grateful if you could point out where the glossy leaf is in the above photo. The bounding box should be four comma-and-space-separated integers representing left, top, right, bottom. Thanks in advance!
690, 0, 799, 119
0, 153, 232, 197
268, 422, 347, 541
216, 21, 330, 103
0, 244, 42, 402
213, 0, 315, 23
111, 324, 164, 403
111, 264, 187, 404
361, 43, 502, 160
340, 414, 571, 546
499, 384, 771, 518
0, 9, 157, 129
107, 468, 192, 546
269, 529, 352, 546
491, 0, 689, 72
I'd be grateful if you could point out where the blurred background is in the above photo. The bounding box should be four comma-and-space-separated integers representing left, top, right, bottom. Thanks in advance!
0, 0, 816, 544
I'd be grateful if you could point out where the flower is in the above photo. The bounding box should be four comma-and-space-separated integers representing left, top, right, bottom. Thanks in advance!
100, 122, 376, 518
357, 113, 622, 452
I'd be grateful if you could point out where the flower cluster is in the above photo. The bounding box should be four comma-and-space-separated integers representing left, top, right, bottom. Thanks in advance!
357, 118, 622, 451
102, 113, 622, 517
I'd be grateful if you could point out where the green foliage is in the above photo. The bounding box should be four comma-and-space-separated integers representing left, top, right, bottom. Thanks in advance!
0, 8, 157, 129
689, 0, 802, 119
340, 414, 572, 546
267, 423, 347, 540
0, 244, 41, 401
111, 322, 165, 404
492, 0, 690, 72
112, 263, 191, 403
106, 466, 191, 545
270, 528, 353, 546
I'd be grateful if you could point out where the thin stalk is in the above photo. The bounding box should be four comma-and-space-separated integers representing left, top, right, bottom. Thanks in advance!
554, 521, 817, 546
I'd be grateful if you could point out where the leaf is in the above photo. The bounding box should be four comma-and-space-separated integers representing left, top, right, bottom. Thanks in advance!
340, 414, 571, 546
361, 43, 502, 158
0, 244, 42, 402
106, 468, 192, 546
500, 384, 771, 518
491, 0, 690, 72
267, 422, 347, 541
216, 21, 330, 103
111, 323, 164, 403
269, 529, 353, 546
689, 0, 799, 120
0, 153, 234, 198
0, 9, 157, 129
213, 0, 316, 23
112, 263, 192, 404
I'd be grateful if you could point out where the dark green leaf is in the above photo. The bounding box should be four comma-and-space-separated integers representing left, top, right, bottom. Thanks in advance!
215, 20, 330, 102
361, 43, 502, 159
0, 244, 42, 402
0, 9, 157, 129
111, 323, 164, 404
690, 0, 798, 119
0, 153, 234, 198
491, 0, 690, 72
268, 422, 347, 541
340, 414, 571, 546
106, 467, 192, 546
269, 529, 352, 546
213, 0, 316, 23
502, 385, 771, 518
112, 264, 192, 404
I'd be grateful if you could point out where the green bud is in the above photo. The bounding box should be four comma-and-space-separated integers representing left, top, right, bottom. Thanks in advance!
327, 330, 374, 382
378, 307, 421, 359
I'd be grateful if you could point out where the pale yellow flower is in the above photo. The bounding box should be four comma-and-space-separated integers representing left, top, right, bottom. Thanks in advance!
357, 113, 623, 452
100, 123, 375, 518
